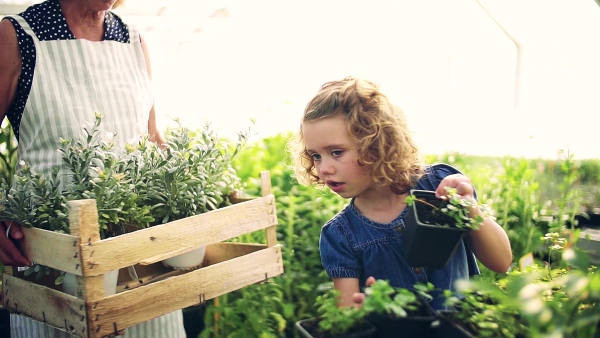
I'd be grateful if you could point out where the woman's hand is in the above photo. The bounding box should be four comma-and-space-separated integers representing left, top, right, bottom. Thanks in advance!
0, 220, 30, 266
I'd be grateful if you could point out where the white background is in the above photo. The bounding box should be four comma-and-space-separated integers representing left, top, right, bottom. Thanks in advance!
4, 0, 600, 159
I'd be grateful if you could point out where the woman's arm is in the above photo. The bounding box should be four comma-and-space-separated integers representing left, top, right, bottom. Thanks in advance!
0, 19, 21, 121
140, 34, 166, 146
0, 19, 31, 267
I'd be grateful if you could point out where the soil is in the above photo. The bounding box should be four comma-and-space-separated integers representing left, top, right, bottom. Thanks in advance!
412, 194, 456, 227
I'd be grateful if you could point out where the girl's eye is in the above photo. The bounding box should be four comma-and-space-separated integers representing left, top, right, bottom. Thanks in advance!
331, 150, 342, 157
310, 153, 322, 161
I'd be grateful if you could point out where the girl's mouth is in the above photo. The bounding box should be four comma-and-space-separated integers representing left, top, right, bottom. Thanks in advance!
327, 181, 344, 192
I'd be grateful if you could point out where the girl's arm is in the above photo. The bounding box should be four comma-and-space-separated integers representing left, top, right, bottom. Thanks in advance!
333, 277, 361, 308
436, 174, 513, 273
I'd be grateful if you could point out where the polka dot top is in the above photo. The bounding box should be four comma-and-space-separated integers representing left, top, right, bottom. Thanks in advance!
3, 0, 131, 141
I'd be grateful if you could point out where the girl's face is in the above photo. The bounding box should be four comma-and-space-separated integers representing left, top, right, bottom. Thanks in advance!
302, 115, 373, 199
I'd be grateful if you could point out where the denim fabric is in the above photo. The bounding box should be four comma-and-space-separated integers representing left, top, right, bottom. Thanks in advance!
319, 163, 480, 310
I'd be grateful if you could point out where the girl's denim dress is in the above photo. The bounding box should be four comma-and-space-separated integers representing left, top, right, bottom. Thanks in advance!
319, 163, 480, 309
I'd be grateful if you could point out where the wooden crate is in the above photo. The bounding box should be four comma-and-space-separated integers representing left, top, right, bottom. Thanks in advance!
2, 171, 283, 337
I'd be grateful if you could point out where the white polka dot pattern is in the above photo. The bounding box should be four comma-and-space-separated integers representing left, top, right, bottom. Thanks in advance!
3, 0, 131, 141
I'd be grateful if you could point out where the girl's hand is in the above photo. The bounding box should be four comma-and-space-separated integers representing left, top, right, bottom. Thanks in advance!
435, 174, 474, 200
351, 276, 376, 307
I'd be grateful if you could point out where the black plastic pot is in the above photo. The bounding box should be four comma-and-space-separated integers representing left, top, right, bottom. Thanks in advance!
403, 190, 469, 269
295, 317, 377, 338
366, 292, 438, 338
434, 311, 475, 338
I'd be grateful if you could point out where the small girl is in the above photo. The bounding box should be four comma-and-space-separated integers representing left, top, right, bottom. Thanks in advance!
289, 76, 512, 309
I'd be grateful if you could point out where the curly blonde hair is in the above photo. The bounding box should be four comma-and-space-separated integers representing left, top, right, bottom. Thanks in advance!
289, 76, 425, 195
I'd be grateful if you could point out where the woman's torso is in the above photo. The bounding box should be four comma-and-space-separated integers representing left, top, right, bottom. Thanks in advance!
5, 1, 185, 337
4, 0, 151, 178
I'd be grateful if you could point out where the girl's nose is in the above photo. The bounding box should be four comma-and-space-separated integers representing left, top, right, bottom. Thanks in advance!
318, 158, 335, 176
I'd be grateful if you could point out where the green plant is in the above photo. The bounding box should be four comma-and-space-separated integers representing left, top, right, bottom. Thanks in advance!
139, 119, 248, 225
315, 288, 367, 336
405, 186, 491, 230
540, 232, 567, 280
361, 280, 433, 318
0, 119, 18, 187
58, 114, 154, 237
0, 114, 251, 285
444, 234, 600, 338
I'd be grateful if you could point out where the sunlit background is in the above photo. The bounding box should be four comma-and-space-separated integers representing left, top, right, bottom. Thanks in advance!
2, 0, 600, 159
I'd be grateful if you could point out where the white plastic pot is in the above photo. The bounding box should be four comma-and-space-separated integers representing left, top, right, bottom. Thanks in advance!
62, 269, 119, 297
162, 246, 207, 270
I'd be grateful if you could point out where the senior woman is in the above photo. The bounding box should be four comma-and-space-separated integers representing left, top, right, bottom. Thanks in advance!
0, 0, 186, 337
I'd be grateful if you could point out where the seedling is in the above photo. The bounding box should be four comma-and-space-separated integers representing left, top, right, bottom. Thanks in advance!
405, 186, 492, 231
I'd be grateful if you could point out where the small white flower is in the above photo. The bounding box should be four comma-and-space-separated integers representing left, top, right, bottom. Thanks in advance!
522, 298, 544, 314
454, 279, 472, 291
519, 283, 545, 300
562, 248, 576, 261
538, 308, 553, 324
567, 277, 589, 297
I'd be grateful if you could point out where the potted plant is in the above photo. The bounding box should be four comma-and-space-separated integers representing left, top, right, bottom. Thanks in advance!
361, 281, 437, 338
130, 119, 249, 269
403, 187, 490, 269
296, 287, 376, 338
437, 233, 600, 338
0, 114, 251, 289
295, 280, 440, 338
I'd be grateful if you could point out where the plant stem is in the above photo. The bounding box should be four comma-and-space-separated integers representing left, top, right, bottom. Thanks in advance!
414, 198, 438, 210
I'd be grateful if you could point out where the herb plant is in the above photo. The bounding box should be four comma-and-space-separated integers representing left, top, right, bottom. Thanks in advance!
443, 235, 600, 338
361, 280, 433, 318
405, 186, 491, 230
0, 113, 250, 283
315, 288, 368, 336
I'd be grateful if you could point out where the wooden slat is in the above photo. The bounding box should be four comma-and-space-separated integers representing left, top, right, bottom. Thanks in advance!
203, 242, 267, 265
260, 171, 278, 248
19, 227, 82, 275
68, 200, 107, 303
3, 274, 88, 337
116, 243, 266, 292
79, 195, 277, 276
88, 245, 283, 338
68, 199, 101, 244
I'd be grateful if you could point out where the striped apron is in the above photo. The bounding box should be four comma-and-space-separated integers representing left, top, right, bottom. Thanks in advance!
8, 14, 186, 338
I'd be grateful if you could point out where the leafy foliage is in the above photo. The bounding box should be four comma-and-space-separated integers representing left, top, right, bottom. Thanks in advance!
405, 186, 491, 230
0, 114, 249, 283
314, 288, 367, 336
362, 280, 434, 318
444, 235, 600, 338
